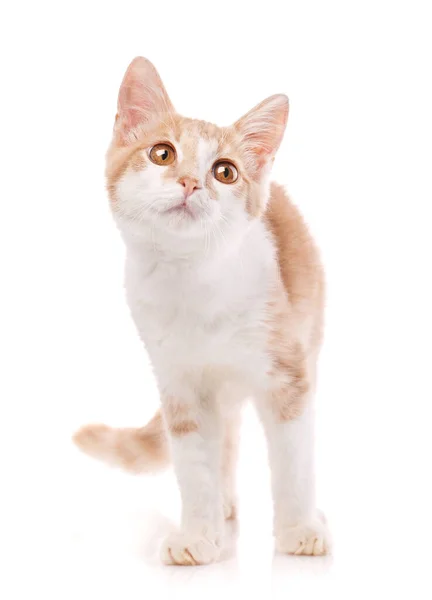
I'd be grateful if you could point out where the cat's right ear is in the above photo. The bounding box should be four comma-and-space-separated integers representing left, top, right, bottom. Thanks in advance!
234, 94, 289, 171
115, 57, 174, 143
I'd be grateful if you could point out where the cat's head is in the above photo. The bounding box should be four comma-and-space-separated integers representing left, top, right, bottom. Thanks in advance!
106, 57, 288, 245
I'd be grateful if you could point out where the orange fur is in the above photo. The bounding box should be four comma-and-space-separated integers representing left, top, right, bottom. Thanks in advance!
169, 421, 199, 436
264, 182, 324, 421
73, 411, 169, 473
163, 397, 199, 436
265, 182, 325, 323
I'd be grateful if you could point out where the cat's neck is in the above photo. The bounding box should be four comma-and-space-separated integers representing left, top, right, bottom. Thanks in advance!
120, 217, 277, 300
120, 218, 261, 270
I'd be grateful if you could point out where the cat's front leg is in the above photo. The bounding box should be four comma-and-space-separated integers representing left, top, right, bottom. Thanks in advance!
221, 412, 241, 520
160, 391, 224, 566
257, 382, 331, 556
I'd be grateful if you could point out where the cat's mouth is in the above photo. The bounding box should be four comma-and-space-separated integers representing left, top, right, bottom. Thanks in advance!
165, 203, 196, 219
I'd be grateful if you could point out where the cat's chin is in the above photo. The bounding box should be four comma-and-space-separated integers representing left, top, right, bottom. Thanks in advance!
161, 214, 208, 236
164, 204, 196, 218
158, 204, 218, 233
115, 211, 211, 242
162, 207, 199, 228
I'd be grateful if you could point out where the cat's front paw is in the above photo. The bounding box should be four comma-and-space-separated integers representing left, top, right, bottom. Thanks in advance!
275, 513, 331, 556
160, 531, 221, 566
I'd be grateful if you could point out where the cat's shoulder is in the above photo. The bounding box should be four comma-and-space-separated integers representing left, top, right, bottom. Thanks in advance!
264, 182, 324, 307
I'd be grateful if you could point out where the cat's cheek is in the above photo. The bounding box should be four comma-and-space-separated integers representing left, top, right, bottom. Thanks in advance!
216, 187, 249, 225
214, 177, 254, 220
136, 162, 166, 190
116, 166, 164, 214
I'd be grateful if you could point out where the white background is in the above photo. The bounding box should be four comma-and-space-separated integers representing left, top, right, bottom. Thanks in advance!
1, 1, 432, 598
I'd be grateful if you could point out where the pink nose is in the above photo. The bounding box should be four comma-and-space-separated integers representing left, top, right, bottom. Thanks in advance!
178, 176, 200, 199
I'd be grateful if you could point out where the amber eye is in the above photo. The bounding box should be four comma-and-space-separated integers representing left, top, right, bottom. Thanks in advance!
149, 143, 176, 166
213, 161, 238, 184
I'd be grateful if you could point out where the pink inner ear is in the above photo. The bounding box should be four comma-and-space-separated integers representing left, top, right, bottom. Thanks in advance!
116, 57, 174, 142
235, 94, 289, 167
119, 86, 153, 131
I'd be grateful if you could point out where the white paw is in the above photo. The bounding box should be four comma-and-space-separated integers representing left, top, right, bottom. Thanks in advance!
160, 531, 221, 566
275, 514, 331, 556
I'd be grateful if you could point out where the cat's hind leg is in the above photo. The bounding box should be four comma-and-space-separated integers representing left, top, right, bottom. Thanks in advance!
255, 356, 331, 556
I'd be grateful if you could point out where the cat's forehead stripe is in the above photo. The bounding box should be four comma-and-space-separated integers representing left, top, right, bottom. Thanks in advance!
197, 137, 218, 177
177, 122, 220, 180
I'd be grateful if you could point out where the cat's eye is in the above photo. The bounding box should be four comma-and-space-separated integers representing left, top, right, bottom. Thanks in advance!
213, 161, 238, 184
149, 143, 176, 166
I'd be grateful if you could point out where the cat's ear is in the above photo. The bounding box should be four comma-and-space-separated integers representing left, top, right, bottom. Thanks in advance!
115, 57, 174, 143
234, 94, 289, 169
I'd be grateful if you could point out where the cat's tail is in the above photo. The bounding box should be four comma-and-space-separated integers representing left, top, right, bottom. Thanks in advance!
72, 410, 169, 474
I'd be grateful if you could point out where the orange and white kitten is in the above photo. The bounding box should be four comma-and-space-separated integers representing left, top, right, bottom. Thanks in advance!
74, 57, 330, 565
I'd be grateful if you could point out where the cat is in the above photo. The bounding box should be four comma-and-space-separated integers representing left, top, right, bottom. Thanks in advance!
74, 57, 331, 565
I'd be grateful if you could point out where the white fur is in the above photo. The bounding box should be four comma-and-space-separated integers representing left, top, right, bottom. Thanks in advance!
112, 133, 329, 563
197, 136, 218, 177
258, 402, 315, 524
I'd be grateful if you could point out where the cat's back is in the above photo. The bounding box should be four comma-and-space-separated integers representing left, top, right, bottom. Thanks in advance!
265, 183, 325, 344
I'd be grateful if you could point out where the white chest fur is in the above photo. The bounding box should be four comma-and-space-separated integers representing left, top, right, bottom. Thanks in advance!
122, 220, 277, 390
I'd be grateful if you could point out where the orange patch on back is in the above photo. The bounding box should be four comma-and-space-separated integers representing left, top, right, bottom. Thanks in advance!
265, 182, 325, 344
264, 183, 325, 421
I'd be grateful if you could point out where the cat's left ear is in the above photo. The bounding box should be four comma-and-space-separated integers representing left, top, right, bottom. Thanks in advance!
234, 94, 289, 169
115, 57, 175, 143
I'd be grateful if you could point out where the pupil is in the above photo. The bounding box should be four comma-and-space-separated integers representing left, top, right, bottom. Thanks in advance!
161, 150, 168, 160
224, 167, 229, 178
